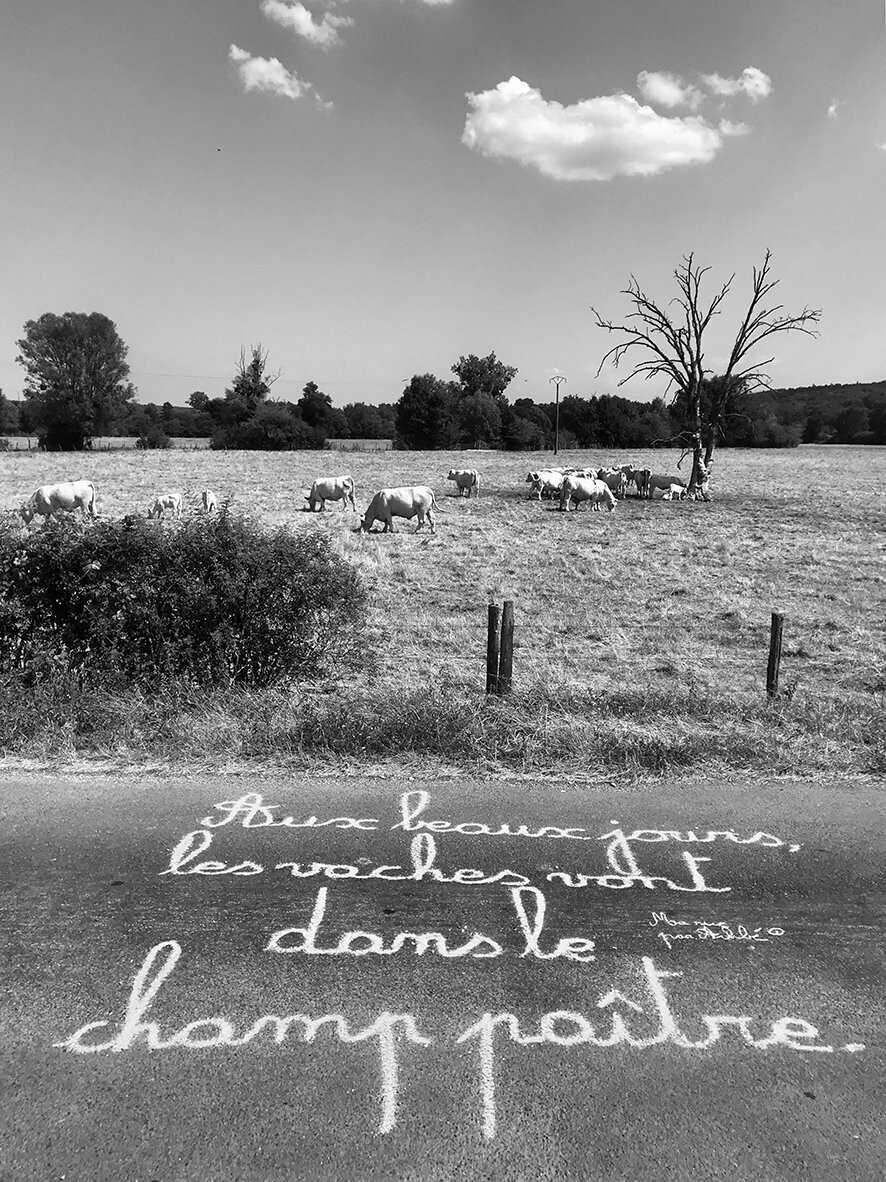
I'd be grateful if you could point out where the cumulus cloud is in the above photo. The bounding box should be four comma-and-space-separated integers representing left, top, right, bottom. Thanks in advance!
261, 0, 353, 49
637, 71, 703, 110
719, 118, 749, 137
462, 76, 724, 182
229, 44, 317, 101
702, 67, 772, 102
827, 98, 842, 120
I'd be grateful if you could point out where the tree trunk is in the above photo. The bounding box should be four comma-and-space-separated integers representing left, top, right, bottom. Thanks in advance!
688, 430, 714, 500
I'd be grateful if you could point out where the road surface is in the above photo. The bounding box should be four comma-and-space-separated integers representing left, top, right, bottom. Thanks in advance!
1, 774, 883, 1181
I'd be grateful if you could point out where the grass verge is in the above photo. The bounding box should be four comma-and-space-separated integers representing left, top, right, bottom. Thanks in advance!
1, 675, 882, 777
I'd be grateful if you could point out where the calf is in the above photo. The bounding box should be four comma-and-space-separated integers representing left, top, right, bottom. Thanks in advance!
306, 475, 357, 512
201, 489, 218, 513
648, 474, 687, 499
526, 469, 566, 500
149, 492, 183, 519
447, 469, 480, 498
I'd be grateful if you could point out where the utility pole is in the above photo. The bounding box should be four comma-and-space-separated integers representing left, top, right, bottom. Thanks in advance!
549, 374, 567, 456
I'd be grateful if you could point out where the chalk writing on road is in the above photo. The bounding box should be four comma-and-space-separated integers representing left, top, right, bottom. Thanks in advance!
199, 791, 802, 852
162, 827, 734, 893
51, 787, 864, 1143
649, 911, 786, 950
54, 941, 866, 1140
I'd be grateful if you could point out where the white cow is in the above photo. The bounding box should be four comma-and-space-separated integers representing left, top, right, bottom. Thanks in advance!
201, 489, 218, 513
306, 475, 357, 512
597, 469, 628, 498
648, 475, 687, 498
526, 470, 566, 500
447, 469, 480, 498
661, 484, 688, 501
149, 492, 183, 519
559, 476, 617, 513
20, 480, 96, 524
360, 486, 442, 534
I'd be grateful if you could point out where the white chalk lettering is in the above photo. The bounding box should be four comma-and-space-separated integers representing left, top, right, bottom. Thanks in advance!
160, 829, 263, 877
457, 956, 847, 1138
510, 887, 596, 962
201, 793, 378, 832
546, 843, 731, 893
657, 920, 787, 950
275, 832, 529, 888
266, 886, 504, 959
53, 941, 432, 1134
390, 791, 593, 841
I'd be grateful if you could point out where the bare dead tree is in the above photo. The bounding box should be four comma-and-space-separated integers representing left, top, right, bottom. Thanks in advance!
591, 251, 821, 498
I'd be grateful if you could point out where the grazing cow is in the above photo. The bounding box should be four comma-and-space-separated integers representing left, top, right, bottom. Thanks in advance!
648, 475, 687, 498
201, 489, 218, 513
20, 480, 96, 525
149, 492, 183, 519
526, 470, 566, 500
559, 476, 617, 514
306, 475, 357, 512
360, 486, 442, 534
661, 484, 688, 501
447, 469, 480, 498
633, 468, 652, 498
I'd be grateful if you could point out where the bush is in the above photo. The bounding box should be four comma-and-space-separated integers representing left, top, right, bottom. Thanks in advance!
0, 513, 371, 691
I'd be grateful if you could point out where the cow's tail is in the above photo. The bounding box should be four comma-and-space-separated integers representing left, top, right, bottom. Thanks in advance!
87, 481, 97, 517
430, 490, 447, 513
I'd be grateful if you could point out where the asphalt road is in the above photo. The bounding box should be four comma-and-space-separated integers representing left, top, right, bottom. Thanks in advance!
1, 775, 883, 1182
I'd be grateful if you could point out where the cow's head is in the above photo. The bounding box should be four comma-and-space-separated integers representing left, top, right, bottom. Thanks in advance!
19, 502, 34, 525
525, 472, 538, 483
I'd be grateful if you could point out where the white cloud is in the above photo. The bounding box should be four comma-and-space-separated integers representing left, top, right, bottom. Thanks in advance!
261, 0, 353, 49
719, 118, 749, 137
229, 44, 316, 101
826, 98, 842, 120
702, 67, 772, 102
462, 76, 724, 182
637, 71, 703, 111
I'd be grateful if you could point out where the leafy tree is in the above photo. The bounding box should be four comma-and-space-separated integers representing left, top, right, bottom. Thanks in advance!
456, 392, 502, 448
0, 389, 19, 435
451, 352, 517, 406
16, 312, 136, 449
188, 391, 209, 411
396, 375, 457, 449
593, 252, 821, 497
343, 403, 386, 439
228, 345, 278, 409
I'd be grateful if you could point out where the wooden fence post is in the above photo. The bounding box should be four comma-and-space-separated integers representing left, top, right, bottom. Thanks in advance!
767, 612, 784, 698
498, 601, 514, 695
486, 604, 501, 695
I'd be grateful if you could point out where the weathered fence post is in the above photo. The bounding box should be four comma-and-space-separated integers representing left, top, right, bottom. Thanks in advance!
767, 612, 784, 698
486, 604, 501, 695
498, 600, 514, 694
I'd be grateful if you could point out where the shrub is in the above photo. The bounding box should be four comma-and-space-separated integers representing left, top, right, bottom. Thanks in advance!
0, 513, 371, 691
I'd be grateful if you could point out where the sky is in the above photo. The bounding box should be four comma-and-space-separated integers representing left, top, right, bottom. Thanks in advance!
1, 0, 884, 409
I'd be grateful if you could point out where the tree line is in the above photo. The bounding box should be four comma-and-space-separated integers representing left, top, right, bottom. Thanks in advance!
6, 255, 884, 456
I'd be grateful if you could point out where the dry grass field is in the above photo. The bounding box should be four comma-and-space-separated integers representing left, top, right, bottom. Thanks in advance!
1, 445, 883, 776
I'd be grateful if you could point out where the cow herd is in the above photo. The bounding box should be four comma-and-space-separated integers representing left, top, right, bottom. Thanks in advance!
526, 464, 690, 512
15, 461, 692, 538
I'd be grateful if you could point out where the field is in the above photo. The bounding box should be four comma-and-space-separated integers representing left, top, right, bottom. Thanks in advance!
1, 445, 883, 776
